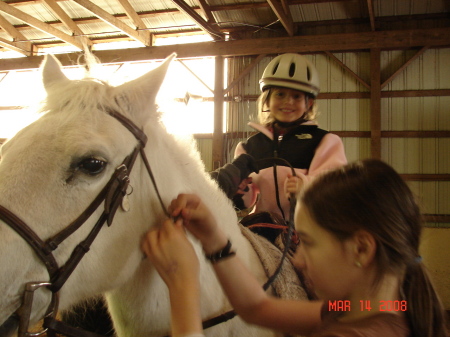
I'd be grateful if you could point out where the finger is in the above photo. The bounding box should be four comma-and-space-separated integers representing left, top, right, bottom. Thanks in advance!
141, 229, 160, 258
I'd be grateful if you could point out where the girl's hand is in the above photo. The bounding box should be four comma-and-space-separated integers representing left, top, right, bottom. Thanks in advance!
142, 218, 199, 288
285, 175, 302, 200
168, 193, 228, 254
236, 177, 253, 195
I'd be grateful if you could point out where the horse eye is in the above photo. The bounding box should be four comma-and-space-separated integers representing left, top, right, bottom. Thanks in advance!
78, 158, 107, 175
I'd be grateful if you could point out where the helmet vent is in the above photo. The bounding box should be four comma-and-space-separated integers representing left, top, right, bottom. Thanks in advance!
307, 67, 311, 81
272, 62, 280, 75
289, 63, 296, 77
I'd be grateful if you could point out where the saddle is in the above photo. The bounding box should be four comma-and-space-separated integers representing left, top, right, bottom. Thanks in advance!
240, 211, 299, 254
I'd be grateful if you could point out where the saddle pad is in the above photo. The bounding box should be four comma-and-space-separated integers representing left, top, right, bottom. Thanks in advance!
240, 225, 308, 302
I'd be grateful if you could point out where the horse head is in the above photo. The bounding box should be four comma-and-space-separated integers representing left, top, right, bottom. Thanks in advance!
0, 52, 176, 336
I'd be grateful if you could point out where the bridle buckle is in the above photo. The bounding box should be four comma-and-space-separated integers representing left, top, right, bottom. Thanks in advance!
17, 282, 57, 337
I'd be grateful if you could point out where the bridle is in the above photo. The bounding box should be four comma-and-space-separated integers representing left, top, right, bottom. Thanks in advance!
0, 107, 169, 337
0, 106, 293, 337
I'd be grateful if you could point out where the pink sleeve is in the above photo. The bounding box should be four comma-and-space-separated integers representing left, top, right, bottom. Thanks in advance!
307, 133, 347, 178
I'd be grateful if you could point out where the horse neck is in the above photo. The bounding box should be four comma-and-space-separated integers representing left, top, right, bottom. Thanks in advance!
106, 124, 262, 336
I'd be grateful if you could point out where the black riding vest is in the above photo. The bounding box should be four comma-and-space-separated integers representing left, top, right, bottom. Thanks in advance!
242, 124, 329, 170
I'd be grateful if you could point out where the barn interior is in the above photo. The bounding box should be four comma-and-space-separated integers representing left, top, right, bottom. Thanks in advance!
0, 0, 449, 327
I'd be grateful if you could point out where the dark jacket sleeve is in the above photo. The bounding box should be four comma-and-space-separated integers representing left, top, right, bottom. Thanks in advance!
209, 154, 259, 200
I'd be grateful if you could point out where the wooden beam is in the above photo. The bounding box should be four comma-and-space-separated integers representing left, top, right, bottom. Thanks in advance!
370, 48, 381, 159
1, 27, 449, 71
423, 214, 450, 223
71, 0, 151, 46
324, 51, 370, 89
0, 1, 84, 50
382, 131, 450, 138
194, 0, 216, 24
212, 56, 224, 169
401, 174, 450, 181
116, 0, 153, 46
266, 0, 294, 36
177, 59, 214, 94
0, 13, 32, 55
0, 35, 32, 56
170, 0, 224, 40
366, 0, 376, 31
42, 0, 92, 48
224, 54, 267, 94
383, 89, 450, 98
381, 46, 429, 89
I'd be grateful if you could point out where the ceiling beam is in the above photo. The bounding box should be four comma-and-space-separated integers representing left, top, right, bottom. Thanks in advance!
0, 1, 84, 50
0, 13, 32, 55
266, 0, 294, 36
324, 51, 370, 89
0, 27, 449, 70
116, 0, 153, 46
170, 0, 225, 40
42, 0, 92, 48
194, 0, 216, 24
71, 0, 151, 46
366, 0, 376, 31
381, 46, 429, 89
4, 8, 448, 40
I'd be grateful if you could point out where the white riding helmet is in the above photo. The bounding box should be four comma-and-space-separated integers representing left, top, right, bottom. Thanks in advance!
259, 53, 320, 98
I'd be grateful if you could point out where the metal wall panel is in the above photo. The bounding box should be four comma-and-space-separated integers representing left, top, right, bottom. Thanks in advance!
195, 138, 213, 172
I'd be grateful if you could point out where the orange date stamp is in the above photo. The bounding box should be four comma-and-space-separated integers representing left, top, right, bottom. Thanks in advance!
328, 300, 408, 312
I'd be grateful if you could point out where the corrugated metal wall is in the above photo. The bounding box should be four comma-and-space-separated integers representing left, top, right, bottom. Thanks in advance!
209, 48, 449, 227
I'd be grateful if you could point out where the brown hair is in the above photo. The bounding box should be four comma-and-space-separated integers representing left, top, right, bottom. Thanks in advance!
256, 88, 318, 126
301, 159, 447, 337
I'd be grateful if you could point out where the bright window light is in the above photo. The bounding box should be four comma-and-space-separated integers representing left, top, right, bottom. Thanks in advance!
0, 38, 225, 139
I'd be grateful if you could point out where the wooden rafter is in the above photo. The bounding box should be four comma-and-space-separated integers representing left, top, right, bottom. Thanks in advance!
177, 59, 214, 94
370, 48, 381, 160
170, 0, 224, 40
381, 46, 429, 89
0, 27, 448, 71
224, 54, 267, 94
194, 0, 216, 24
71, 0, 151, 46
266, 0, 294, 36
324, 51, 370, 89
42, 0, 92, 48
116, 0, 153, 46
0, 1, 84, 50
0, 14, 32, 55
366, 0, 376, 31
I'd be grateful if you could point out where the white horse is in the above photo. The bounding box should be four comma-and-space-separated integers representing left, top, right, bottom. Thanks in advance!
0, 54, 306, 337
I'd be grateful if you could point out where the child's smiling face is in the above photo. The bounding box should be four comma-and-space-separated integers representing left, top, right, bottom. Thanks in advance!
266, 87, 313, 123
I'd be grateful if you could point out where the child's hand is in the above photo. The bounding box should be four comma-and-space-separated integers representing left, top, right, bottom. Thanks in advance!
236, 177, 253, 195
168, 194, 228, 254
142, 218, 199, 289
284, 174, 302, 200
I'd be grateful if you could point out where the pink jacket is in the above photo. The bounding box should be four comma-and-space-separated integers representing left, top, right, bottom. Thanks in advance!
235, 122, 347, 219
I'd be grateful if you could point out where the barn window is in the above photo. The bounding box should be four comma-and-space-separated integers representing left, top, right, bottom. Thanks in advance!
0, 53, 222, 139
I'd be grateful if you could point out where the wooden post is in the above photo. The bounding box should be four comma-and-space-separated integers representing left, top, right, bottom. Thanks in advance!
212, 56, 224, 170
370, 48, 381, 159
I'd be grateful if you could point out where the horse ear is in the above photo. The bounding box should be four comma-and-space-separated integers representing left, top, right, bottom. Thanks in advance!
41, 54, 70, 91
114, 53, 176, 123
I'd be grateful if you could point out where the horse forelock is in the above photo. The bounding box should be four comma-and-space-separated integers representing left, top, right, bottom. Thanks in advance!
42, 77, 113, 119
